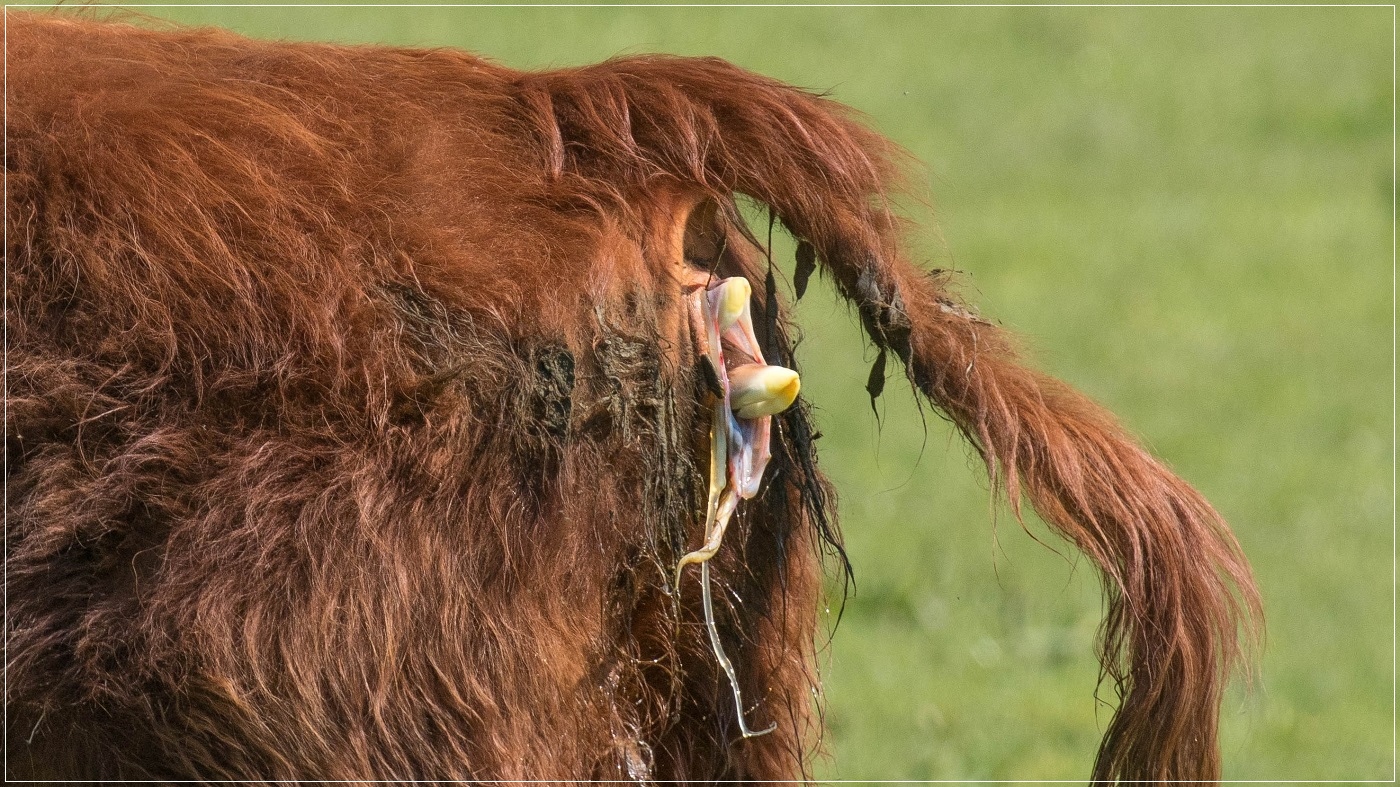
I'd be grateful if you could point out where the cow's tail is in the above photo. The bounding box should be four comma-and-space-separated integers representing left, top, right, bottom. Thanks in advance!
513, 55, 1262, 782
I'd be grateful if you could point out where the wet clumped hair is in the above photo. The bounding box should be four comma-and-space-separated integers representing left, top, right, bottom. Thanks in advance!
6, 11, 1258, 782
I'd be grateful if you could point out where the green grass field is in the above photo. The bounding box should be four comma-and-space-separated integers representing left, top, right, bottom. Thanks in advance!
50, 3, 1394, 780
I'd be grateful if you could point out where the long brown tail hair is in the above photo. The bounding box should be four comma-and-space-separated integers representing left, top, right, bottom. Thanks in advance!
512, 55, 1263, 781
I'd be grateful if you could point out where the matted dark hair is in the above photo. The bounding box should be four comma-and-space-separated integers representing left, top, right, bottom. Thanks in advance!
5, 11, 1259, 782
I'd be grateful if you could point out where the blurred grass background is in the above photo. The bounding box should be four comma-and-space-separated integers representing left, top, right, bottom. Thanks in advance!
43, 2, 1394, 780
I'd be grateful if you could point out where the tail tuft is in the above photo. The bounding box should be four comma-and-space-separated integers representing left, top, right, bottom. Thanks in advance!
512, 53, 1261, 781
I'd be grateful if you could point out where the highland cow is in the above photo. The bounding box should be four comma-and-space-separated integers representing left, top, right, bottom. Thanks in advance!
4, 11, 1260, 782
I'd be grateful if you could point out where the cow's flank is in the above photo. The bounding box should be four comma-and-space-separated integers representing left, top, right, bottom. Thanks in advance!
5, 12, 1260, 782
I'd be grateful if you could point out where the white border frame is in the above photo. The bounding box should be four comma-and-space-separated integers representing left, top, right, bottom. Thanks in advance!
2, 3, 1393, 783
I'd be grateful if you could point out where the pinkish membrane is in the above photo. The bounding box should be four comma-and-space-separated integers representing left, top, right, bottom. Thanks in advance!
676, 274, 789, 739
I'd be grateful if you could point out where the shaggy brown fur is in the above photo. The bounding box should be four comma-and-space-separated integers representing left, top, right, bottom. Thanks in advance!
5, 11, 1260, 782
